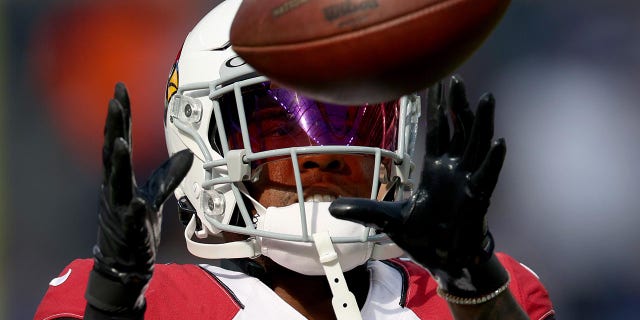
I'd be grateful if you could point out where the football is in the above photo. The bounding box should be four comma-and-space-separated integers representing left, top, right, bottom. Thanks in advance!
230, 0, 511, 104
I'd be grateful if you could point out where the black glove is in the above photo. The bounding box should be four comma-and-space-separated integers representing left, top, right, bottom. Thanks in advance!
85, 83, 193, 317
329, 76, 509, 300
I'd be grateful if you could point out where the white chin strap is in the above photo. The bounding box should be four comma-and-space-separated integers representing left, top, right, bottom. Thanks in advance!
313, 231, 363, 320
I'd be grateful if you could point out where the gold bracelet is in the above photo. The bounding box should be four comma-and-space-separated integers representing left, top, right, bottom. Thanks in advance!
436, 276, 510, 305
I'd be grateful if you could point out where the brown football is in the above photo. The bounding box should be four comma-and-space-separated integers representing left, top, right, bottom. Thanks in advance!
230, 0, 510, 104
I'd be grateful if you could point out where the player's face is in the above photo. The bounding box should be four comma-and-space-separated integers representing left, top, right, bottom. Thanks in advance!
240, 98, 376, 206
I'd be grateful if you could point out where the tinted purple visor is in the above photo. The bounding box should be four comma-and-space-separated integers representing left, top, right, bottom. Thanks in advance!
218, 82, 400, 154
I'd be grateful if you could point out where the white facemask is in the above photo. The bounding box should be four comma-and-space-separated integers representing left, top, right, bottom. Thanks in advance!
256, 202, 374, 276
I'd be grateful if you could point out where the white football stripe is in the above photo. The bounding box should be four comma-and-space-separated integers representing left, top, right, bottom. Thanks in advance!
49, 268, 72, 286
519, 263, 541, 279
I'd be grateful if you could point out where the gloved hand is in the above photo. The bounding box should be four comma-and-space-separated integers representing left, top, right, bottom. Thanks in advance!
329, 76, 509, 301
85, 83, 193, 317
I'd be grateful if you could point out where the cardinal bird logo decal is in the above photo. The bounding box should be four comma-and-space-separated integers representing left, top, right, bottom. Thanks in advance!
164, 48, 181, 126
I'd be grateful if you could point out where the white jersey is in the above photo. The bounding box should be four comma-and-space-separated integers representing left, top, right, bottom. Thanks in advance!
203, 260, 420, 319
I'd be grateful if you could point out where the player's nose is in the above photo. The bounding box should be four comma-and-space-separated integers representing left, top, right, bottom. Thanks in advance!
299, 154, 345, 172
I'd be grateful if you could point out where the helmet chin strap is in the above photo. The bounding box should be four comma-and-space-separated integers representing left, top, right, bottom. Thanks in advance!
184, 216, 258, 259
313, 231, 363, 320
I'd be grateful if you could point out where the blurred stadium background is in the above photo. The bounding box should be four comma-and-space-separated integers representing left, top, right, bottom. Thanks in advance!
2, 1, 640, 318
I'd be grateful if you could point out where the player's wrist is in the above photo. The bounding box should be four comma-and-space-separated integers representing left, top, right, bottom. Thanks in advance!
86, 255, 150, 314
91, 243, 153, 283
432, 253, 510, 304
424, 232, 510, 304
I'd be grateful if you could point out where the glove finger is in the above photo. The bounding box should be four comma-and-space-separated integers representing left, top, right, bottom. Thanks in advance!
113, 82, 132, 146
448, 75, 473, 156
426, 103, 450, 158
469, 138, 506, 199
461, 93, 495, 172
426, 80, 444, 114
110, 137, 135, 207
143, 149, 194, 211
103, 99, 126, 183
329, 197, 407, 233
426, 81, 446, 158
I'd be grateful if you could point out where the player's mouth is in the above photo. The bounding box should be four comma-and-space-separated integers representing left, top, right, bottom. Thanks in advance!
304, 194, 337, 202
303, 186, 343, 202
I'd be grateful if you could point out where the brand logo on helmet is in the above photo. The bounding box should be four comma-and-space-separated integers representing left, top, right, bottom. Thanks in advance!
225, 56, 247, 68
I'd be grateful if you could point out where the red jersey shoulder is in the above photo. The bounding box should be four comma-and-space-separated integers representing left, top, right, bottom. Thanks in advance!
388, 253, 555, 320
35, 259, 241, 320
495, 252, 555, 320
35, 259, 92, 320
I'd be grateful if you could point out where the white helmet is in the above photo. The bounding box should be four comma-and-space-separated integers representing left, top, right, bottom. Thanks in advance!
164, 0, 421, 276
